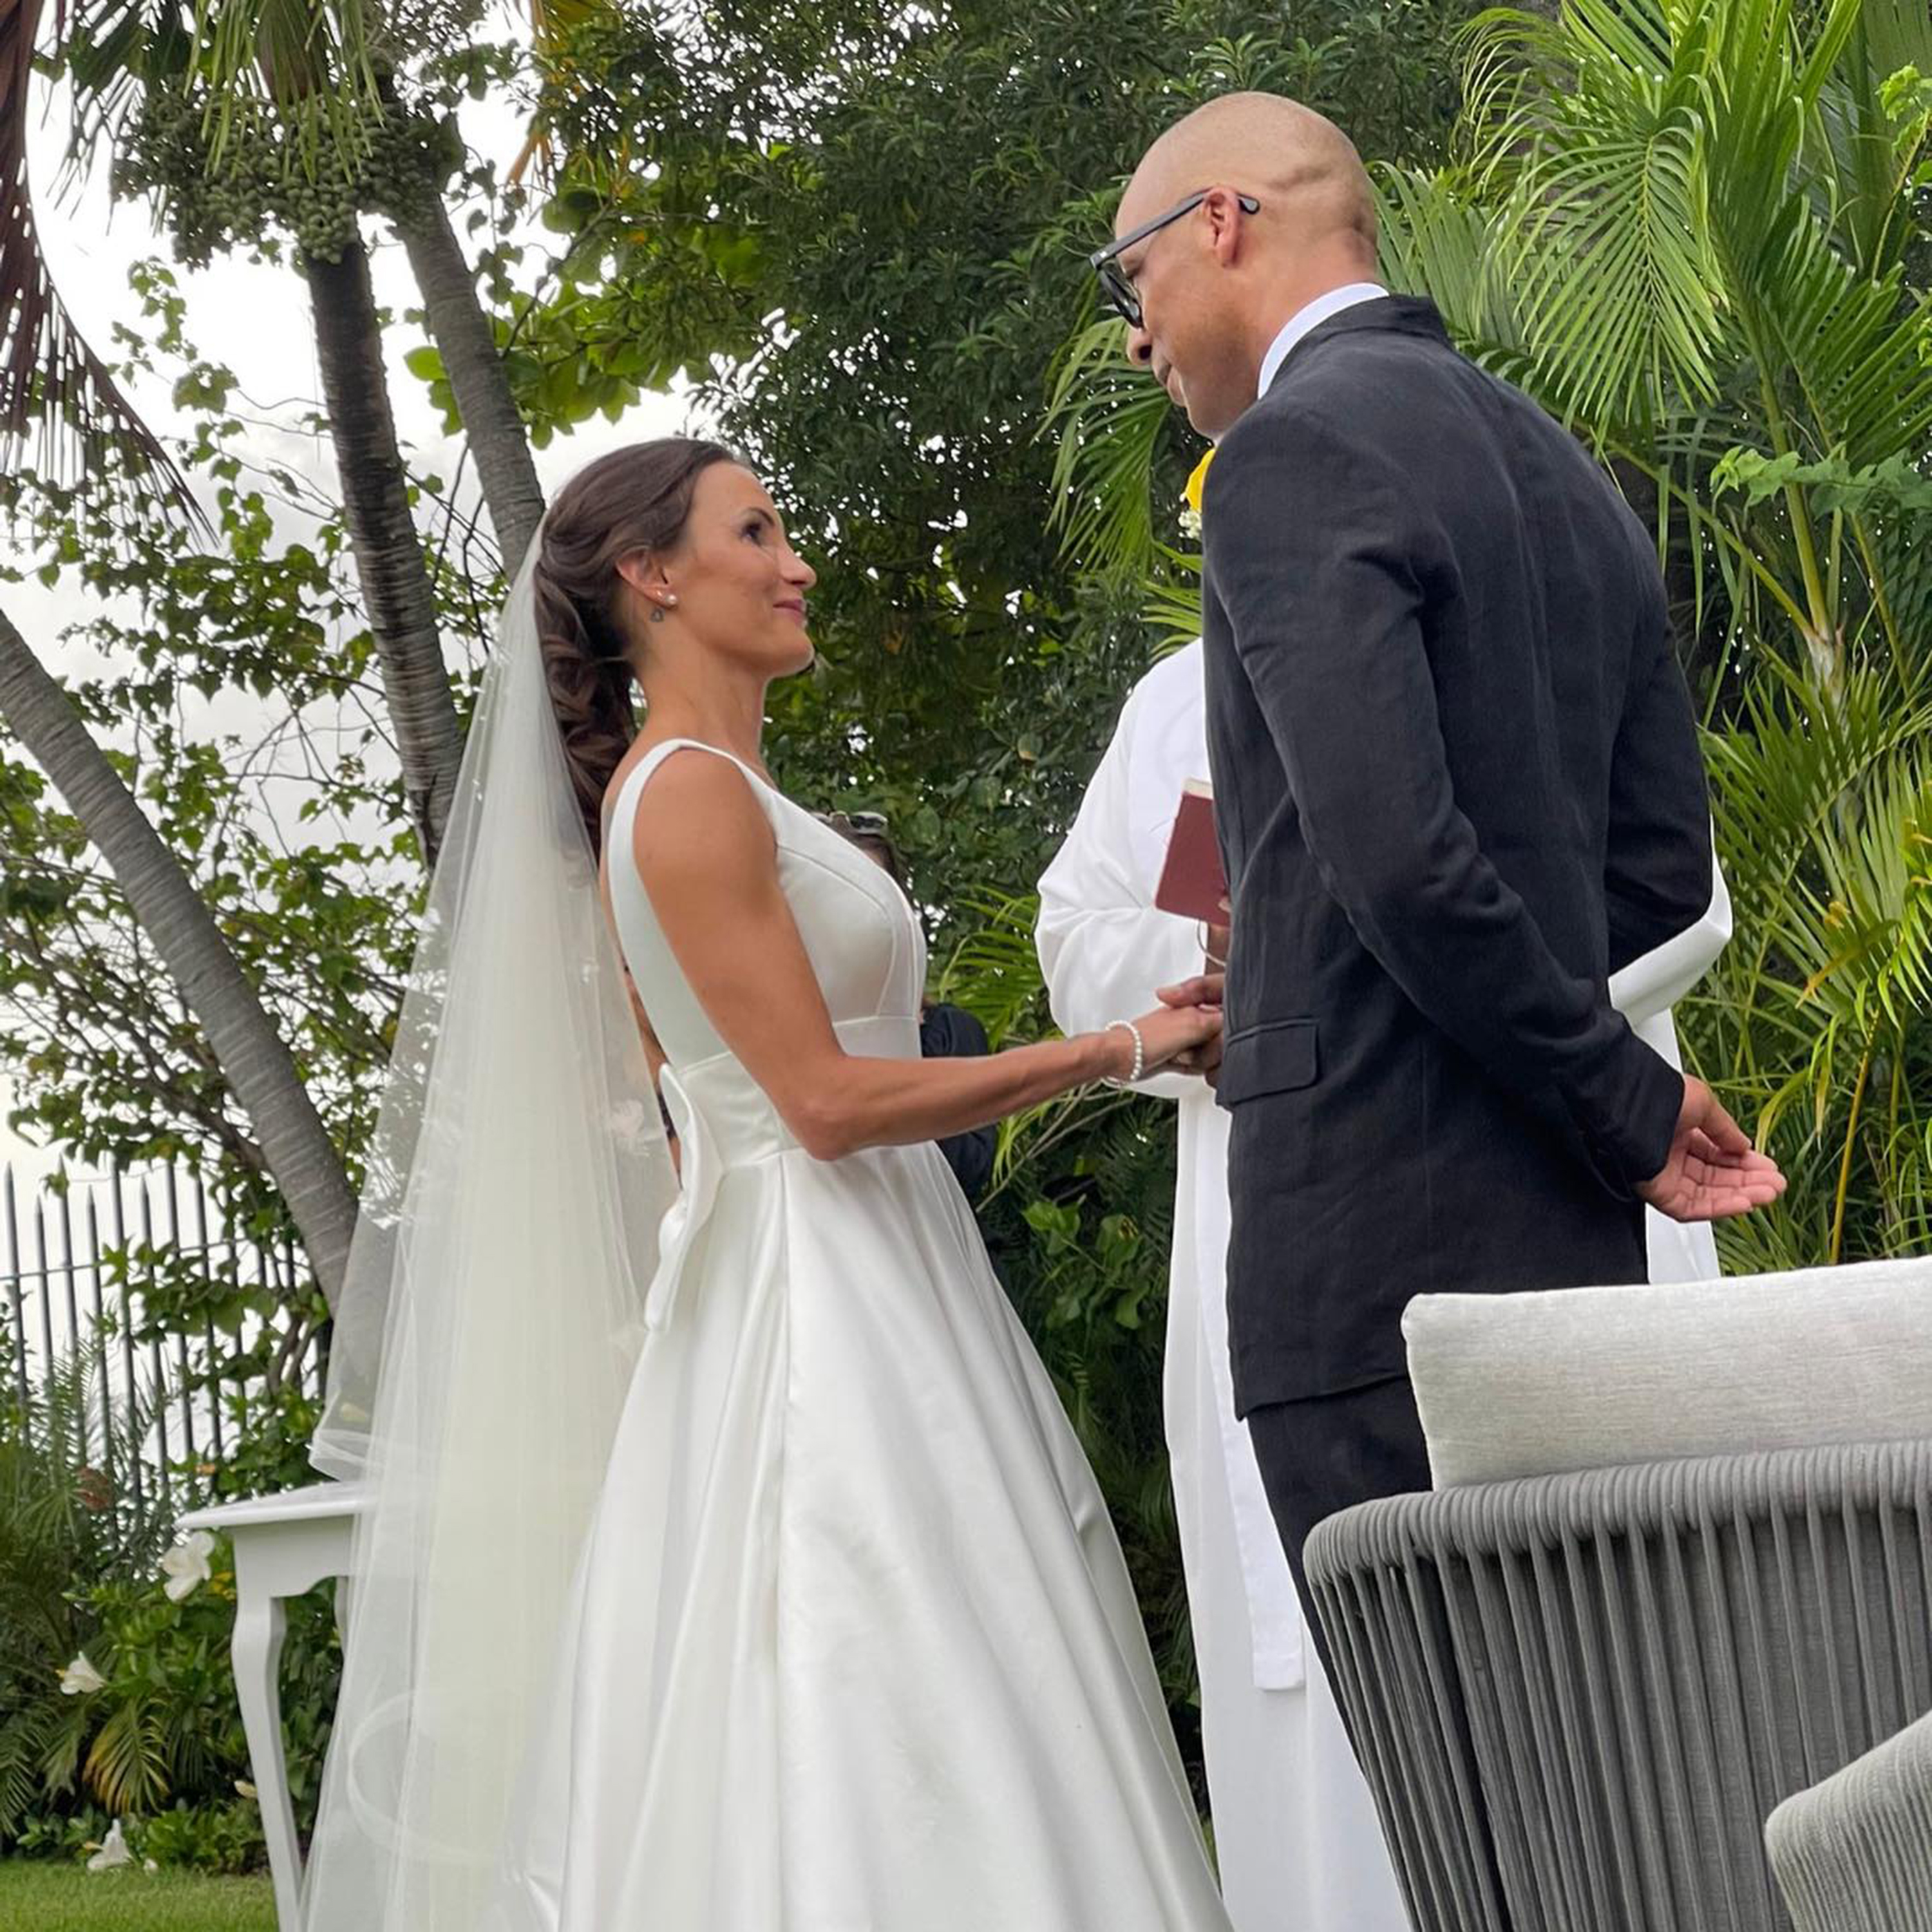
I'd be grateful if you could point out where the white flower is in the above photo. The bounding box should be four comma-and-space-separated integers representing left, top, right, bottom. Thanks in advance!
144, 1859, 158, 1873
1178, 505, 1203, 542
86, 1820, 133, 1871
160, 1529, 216, 1603
235, 1779, 258, 1801
59, 1653, 107, 1696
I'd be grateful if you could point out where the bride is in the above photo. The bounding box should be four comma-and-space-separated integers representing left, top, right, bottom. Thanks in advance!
298, 437, 1233, 1929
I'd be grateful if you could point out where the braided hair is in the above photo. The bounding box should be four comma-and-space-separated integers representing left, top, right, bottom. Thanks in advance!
533, 437, 737, 854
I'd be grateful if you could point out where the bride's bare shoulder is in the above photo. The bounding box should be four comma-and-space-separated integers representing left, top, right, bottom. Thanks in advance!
623, 743, 775, 899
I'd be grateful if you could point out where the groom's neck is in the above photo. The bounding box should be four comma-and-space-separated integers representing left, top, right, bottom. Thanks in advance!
1246, 243, 1383, 356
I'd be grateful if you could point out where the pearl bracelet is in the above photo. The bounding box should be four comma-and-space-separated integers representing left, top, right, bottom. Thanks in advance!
1101, 1018, 1145, 1088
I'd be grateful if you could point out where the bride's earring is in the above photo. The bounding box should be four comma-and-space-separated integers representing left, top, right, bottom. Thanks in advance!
650, 591, 679, 625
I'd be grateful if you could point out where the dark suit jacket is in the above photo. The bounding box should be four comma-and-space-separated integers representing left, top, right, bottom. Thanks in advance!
921, 1000, 996, 1201
1202, 297, 1712, 1414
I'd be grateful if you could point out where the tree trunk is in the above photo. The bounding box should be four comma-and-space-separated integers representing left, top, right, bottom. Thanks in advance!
305, 232, 464, 864
0, 606, 359, 1312
395, 196, 547, 577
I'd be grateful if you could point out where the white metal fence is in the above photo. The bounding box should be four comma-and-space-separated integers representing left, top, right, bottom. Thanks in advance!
1, 1159, 323, 1512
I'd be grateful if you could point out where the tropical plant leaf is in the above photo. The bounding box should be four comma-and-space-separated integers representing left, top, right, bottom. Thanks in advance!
1465, 0, 1727, 428
83, 1696, 169, 1814
0, 0, 187, 504
1044, 317, 1192, 582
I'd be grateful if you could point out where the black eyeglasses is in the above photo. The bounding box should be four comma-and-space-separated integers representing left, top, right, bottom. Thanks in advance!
1088, 189, 1262, 329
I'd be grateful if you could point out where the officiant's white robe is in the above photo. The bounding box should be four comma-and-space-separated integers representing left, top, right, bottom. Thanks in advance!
1036, 639, 1730, 1931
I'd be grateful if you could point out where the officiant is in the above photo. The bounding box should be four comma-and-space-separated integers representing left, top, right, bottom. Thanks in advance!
1036, 635, 1732, 1931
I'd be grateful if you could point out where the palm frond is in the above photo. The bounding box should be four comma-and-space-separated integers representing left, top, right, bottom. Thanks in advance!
0, 0, 188, 507
1808, 0, 1932, 274
83, 1696, 169, 1814
1691, 654, 1932, 1258
1464, 0, 1728, 427
1044, 317, 1191, 581
1776, 755, 1932, 1030
189, 0, 384, 176
1694, 0, 1932, 471
931, 889, 1048, 1046
1141, 571, 1204, 659
1374, 164, 1525, 354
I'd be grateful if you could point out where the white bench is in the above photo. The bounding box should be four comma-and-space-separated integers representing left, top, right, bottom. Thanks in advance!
178, 1481, 368, 1929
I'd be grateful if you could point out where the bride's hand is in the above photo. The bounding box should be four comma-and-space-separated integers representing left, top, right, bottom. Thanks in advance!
1151, 969, 1226, 1083
1119, 1001, 1223, 1079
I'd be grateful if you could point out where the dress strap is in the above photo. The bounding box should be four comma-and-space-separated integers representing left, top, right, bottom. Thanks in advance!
606, 737, 777, 857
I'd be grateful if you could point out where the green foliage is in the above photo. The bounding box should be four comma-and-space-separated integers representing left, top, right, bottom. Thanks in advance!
133, 1799, 267, 1875
1696, 661, 1932, 1270
0, 1351, 169, 1845
0, 263, 480, 1298
0, 1368, 338, 1869
1411, 0, 1932, 677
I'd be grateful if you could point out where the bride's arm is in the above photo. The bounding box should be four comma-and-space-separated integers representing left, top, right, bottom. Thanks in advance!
632, 752, 1218, 1162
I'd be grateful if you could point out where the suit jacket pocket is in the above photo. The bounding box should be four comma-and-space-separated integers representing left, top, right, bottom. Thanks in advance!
1218, 1019, 1319, 1107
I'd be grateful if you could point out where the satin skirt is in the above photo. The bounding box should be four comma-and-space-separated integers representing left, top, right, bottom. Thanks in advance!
482, 1130, 1231, 1930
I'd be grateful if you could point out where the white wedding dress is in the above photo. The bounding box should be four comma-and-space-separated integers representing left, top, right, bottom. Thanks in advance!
484, 737, 1233, 1931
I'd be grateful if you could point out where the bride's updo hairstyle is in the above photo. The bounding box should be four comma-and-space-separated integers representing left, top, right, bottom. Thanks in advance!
534, 436, 737, 854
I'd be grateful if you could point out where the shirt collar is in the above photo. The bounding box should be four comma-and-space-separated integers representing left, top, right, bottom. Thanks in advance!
1256, 283, 1388, 399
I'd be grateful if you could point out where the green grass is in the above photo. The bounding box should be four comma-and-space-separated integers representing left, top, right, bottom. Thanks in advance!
0, 1861, 276, 1931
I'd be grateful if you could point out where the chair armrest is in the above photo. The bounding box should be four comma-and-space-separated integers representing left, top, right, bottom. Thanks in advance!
1304, 1439, 1932, 1932
1766, 1707, 1932, 1931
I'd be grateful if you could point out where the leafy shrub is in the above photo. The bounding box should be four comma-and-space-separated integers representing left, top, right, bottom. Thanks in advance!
1, 1365, 339, 1870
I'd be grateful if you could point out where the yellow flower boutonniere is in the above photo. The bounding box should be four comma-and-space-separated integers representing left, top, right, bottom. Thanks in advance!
1180, 448, 1215, 541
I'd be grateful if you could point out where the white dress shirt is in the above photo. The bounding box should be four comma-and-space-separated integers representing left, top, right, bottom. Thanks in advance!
1256, 281, 1388, 399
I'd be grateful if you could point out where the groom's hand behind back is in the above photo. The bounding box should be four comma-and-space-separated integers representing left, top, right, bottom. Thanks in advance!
1639, 1076, 1786, 1222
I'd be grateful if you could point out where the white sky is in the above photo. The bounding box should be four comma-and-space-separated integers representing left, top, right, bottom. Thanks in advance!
1, 68, 694, 1196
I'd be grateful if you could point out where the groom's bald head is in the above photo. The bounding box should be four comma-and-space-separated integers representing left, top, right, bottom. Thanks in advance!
1113, 95, 1381, 438
1122, 95, 1377, 249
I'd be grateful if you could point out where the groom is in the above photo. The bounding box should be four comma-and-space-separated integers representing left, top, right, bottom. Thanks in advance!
1097, 94, 1785, 1629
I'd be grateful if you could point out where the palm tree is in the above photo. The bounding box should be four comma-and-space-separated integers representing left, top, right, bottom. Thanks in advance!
395, 189, 546, 574
1046, 0, 1932, 1268
4, 0, 558, 858
0, 0, 558, 1303
302, 231, 468, 857
0, 612, 360, 1305
0, 0, 389, 1310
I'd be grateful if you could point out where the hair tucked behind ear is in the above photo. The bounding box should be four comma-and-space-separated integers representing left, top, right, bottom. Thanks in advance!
533, 437, 737, 855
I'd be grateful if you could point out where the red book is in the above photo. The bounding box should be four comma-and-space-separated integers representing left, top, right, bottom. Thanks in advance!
1153, 779, 1229, 924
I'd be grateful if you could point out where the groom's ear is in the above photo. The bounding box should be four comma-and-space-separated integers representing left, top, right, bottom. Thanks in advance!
1202, 187, 1253, 267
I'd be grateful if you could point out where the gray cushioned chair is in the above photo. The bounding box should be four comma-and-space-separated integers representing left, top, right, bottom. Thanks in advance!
1301, 1261, 1932, 1931
1766, 1706, 1932, 1931
1305, 1439, 1932, 1930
